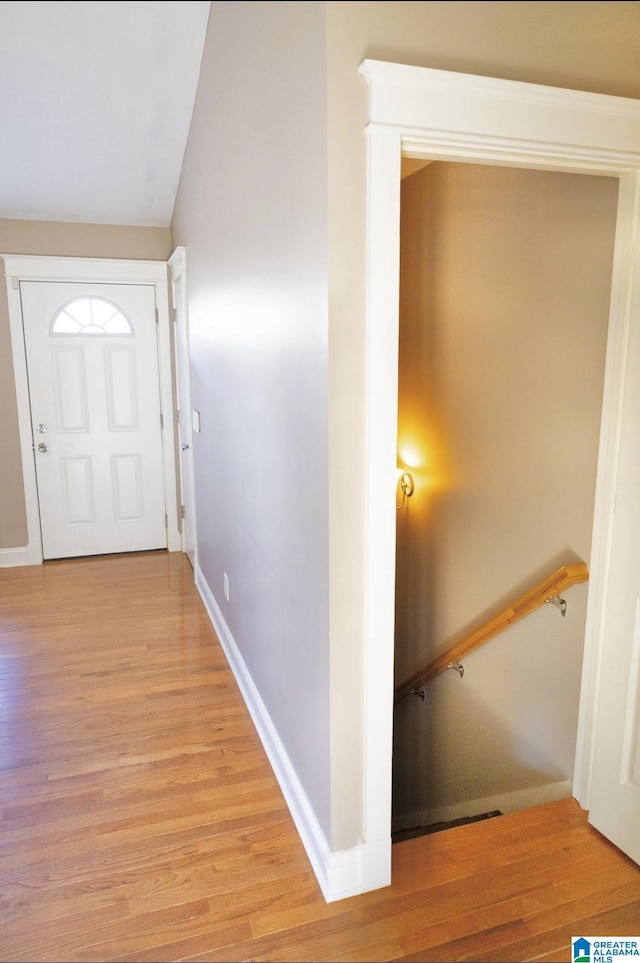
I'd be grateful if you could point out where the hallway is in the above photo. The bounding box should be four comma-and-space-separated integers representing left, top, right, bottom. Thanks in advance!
0, 551, 638, 962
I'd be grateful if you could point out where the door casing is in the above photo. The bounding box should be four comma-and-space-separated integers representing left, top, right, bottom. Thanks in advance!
358, 60, 640, 893
169, 246, 198, 568
4, 255, 180, 564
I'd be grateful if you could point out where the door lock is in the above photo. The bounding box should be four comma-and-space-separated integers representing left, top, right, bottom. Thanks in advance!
37, 442, 49, 453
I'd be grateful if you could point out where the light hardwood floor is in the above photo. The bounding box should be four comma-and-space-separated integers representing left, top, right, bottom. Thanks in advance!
1, 551, 639, 962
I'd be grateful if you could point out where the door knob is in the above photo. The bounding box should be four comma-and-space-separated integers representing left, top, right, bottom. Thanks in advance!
36, 423, 48, 433
37, 442, 49, 453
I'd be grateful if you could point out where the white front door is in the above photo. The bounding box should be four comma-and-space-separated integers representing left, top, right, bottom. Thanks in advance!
20, 280, 168, 560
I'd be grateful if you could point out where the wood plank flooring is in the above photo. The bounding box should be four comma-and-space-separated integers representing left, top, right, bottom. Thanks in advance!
1, 551, 639, 962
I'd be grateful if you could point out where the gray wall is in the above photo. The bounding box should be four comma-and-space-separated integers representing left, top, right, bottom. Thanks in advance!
171, 1, 331, 839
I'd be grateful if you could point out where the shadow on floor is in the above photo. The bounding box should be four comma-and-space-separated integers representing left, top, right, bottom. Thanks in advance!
392, 809, 502, 843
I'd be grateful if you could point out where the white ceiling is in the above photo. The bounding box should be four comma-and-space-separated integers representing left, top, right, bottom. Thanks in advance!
0, 1, 211, 227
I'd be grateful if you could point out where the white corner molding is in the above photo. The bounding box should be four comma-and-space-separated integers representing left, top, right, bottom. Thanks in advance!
195, 563, 381, 902
359, 60, 640, 170
357, 59, 640, 876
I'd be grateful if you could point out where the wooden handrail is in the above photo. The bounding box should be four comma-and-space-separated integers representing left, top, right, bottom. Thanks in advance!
394, 561, 589, 703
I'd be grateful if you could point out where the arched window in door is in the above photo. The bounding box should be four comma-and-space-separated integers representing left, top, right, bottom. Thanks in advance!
50, 297, 134, 335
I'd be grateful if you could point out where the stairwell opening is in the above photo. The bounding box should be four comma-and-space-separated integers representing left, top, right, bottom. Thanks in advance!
391, 159, 618, 838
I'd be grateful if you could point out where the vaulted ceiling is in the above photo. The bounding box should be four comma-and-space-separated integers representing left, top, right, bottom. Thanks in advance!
0, 1, 211, 227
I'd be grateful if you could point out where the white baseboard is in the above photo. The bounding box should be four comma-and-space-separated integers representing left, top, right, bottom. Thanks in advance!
0, 546, 30, 567
195, 563, 376, 903
392, 779, 573, 835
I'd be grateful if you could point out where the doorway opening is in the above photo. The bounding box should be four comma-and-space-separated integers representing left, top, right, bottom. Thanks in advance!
358, 59, 640, 894
391, 159, 618, 838
4, 255, 181, 565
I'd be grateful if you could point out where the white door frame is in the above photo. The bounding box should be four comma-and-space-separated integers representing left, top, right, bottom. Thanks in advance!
358, 60, 640, 889
168, 245, 198, 568
4, 254, 181, 564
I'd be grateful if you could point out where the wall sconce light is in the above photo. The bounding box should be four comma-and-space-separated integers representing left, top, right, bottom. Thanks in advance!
397, 470, 414, 510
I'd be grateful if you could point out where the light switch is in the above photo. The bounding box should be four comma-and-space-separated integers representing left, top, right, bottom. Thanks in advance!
192, 409, 201, 433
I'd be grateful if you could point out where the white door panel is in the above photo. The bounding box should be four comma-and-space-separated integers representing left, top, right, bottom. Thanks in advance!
586, 240, 640, 865
21, 280, 168, 560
